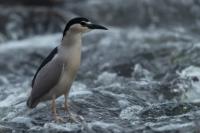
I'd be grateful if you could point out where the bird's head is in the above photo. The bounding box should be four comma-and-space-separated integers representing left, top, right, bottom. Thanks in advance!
63, 17, 108, 36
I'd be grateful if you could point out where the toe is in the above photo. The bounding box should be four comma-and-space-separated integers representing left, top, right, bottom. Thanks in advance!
54, 115, 64, 122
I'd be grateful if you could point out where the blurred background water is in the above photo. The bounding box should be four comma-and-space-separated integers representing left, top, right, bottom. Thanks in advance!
0, 0, 200, 133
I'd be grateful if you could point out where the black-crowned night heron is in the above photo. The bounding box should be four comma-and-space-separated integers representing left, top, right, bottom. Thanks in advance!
27, 17, 107, 122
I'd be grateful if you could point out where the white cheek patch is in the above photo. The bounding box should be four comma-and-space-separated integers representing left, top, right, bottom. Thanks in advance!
85, 22, 91, 25
70, 23, 89, 32
71, 24, 82, 29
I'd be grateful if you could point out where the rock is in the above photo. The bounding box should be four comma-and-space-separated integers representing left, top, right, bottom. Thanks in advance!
178, 66, 200, 102
120, 105, 143, 120
95, 72, 117, 85
0, 125, 12, 133
0, 0, 64, 6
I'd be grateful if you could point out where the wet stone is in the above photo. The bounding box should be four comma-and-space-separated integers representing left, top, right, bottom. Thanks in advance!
0, 124, 12, 133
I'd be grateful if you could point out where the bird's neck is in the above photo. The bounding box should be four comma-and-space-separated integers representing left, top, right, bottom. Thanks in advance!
59, 31, 82, 65
61, 31, 82, 47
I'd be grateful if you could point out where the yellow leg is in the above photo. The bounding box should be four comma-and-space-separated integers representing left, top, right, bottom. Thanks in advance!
52, 95, 63, 122
64, 93, 83, 123
64, 94, 69, 113
63, 94, 79, 122
51, 96, 55, 113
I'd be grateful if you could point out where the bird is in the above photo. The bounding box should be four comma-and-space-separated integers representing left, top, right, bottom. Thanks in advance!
27, 17, 108, 122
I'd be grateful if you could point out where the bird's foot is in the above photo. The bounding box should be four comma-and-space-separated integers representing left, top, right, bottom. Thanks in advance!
63, 103, 70, 112
67, 112, 78, 123
66, 112, 84, 123
54, 115, 64, 123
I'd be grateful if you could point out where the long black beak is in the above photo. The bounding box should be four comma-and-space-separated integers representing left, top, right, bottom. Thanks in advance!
87, 24, 108, 30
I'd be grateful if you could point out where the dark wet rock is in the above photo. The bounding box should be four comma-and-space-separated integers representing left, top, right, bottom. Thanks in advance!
0, 7, 68, 43
0, 124, 12, 133
140, 102, 200, 118
1, 0, 200, 43
0, 0, 64, 6
64, 0, 200, 28
192, 76, 199, 82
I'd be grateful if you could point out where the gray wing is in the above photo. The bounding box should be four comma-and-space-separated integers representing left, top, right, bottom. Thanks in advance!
28, 57, 63, 107
32, 47, 58, 87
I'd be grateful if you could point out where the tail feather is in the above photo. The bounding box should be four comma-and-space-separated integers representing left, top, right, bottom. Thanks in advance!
27, 96, 39, 108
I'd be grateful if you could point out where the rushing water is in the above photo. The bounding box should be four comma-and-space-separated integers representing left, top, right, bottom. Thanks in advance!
0, 0, 200, 133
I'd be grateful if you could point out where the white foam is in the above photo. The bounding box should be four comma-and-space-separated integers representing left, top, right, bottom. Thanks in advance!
178, 66, 200, 102
0, 91, 27, 107
0, 76, 10, 85
100, 90, 126, 99
94, 82, 122, 91
11, 116, 33, 127
120, 105, 143, 120
69, 82, 93, 97
0, 34, 61, 53
43, 123, 79, 131
118, 99, 130, 108
133, 64, 153, 81
96, 72, 117, 85
152, 122, 194, 131
88, 121, 118, 129
178, 65, 200, 78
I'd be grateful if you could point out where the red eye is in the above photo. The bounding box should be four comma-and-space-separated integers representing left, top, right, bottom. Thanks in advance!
80, 22, 86, 26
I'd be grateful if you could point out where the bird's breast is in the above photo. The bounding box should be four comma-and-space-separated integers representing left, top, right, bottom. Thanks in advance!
57, 41, 82, 91
62, 45, 81, 72
62, 47, 81, 84
52, 58, 80, 97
